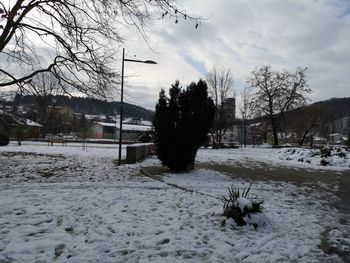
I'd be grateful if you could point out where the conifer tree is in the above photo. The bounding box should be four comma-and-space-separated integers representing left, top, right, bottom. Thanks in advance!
153, 80, 215, 171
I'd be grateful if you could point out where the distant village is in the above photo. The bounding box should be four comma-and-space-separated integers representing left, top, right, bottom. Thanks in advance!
1, 96, 349, 147
0, 104, 152, 143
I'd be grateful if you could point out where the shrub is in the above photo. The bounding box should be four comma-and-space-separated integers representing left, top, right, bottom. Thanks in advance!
320, 159, 329, 166
219, 185, 265, 228
153, 80, 215, 171
338, 151, 346, 158
320, 146, 331, 158
333, 147, 346, 158
0, 133, 9, 146
138, 132, 152, 143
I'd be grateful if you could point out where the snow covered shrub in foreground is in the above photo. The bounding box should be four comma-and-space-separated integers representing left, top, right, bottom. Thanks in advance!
219, 185, 267, 228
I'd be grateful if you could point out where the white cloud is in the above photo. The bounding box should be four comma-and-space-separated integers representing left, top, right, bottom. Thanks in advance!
2, 1, 349, 112
109, 0, 350, 110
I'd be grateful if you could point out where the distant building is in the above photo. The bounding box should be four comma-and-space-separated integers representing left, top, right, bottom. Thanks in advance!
313, 136, 327, 145
23, 119, 43, 138
250, 123, 268, 145
334, 116, 350, 136
0, 110, 42, 138
208, 98, 258, 146
73, 113, 107, 122
222, 98, 236, 120
49, 105, 73, 118
208, 119, 255, 146
90, 122, 152, 141
329, 133, 342, 145
123, 117, 153, 126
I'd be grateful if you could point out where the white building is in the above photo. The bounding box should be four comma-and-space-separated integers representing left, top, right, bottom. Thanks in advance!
90, 122, 152, 141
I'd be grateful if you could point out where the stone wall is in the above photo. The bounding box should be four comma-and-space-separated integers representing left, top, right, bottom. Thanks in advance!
126, 143, 154, 164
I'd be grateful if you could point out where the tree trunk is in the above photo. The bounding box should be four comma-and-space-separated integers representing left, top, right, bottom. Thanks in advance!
272, 126, 279, 147
244, 124, 247, 147
243, 131, 246, 147
299, 131, 308, 146
186, 161, 195, 170
210, 133, 218, 149
309, 135, 314, 148
298, 139, 303, 146
348, 120, 350, 148
217, 131, 222, 148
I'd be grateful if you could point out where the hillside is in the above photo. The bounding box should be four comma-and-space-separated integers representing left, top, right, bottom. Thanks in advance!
310, 97, 350, 118
286, 97, 350, 120
13, 95, 154, 121
245, 97, 350, 131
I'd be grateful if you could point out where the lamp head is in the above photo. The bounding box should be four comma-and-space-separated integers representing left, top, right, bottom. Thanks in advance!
143, 60, 157, 64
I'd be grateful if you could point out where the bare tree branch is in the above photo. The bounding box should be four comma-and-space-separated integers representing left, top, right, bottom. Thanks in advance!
0, 0, 202, 99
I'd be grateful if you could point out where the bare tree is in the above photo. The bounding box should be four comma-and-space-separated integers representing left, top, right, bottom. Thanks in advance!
0, 1, 201, 98
239, 87, 253, 147
0, 91, 9, 113
206, 66, 235, 148
0, 91, 11, 133
286, 106, 330, 146
247, 66, 311, 147
75, 113, 96, 150
348, 118, 350, 148
21, 73, 66, 133
0, 89, 22, 133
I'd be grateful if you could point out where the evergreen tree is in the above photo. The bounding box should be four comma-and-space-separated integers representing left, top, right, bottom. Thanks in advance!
153, 80, 215, 171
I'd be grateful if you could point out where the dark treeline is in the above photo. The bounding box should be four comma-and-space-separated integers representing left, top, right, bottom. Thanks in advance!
13, 94, 154, 121
252, 97, 350, 124
283, 97, 350, 125
306, 97, 350, 118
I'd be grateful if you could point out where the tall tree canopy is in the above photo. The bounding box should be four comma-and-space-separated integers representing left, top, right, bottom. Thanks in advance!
0, 0, 200, 98
247, 65, 311, 146
153, 80, 215, 171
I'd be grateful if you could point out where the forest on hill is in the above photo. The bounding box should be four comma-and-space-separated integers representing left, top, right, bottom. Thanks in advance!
13, 95, 154, 121
285, 97, 350, 121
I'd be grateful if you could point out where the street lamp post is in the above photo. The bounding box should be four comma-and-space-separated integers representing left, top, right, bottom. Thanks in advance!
118, 48, 157, 165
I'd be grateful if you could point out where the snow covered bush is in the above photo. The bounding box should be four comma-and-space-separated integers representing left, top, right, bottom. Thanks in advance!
219, 185, 267, 228
0, 133, 9, 146
278, 147, 350, 168
138, 132, 152, 143
320, 146, 331, 158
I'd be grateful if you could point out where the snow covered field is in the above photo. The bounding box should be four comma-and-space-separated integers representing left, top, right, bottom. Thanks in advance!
0, 142, 349, 262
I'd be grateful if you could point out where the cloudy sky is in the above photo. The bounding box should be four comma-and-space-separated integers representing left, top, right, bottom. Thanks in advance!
118, 0, 350, 113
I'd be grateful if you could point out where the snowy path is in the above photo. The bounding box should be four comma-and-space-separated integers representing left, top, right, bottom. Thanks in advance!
0, 143, 349, 262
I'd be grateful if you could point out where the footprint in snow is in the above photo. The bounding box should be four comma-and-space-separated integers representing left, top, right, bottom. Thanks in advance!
56, 216, 63, 226
54, 243, 65, 257
157, 238, 170, 245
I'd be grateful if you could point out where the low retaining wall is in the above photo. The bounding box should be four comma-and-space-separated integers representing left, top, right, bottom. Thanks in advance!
126, 143, 155, 164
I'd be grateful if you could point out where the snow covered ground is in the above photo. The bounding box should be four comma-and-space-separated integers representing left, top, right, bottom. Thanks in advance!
197, 146, 350, 171
0, 142, 349, 262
